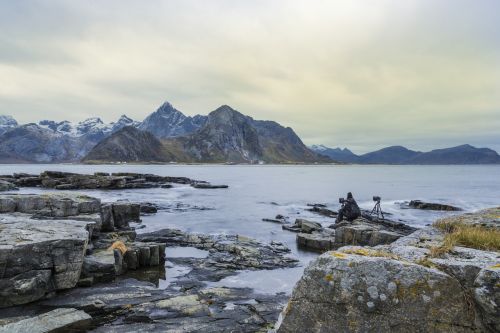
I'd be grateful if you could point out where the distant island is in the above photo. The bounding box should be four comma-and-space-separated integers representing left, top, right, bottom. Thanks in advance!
0, 102, 499, 164
310, 144, 500, 165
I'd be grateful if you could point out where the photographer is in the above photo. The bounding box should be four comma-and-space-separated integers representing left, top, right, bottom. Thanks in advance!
336, 192, 361, 223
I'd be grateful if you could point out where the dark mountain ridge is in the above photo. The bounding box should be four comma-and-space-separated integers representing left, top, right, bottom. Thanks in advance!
310, 144, 500, 164
84, 105, 329, 164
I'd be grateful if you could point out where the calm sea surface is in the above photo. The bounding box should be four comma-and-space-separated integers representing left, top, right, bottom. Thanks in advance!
2, 164, 499, 294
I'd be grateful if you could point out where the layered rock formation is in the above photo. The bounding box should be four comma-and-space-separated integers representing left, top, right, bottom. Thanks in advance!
0, 193, 166, 308
277, 207, 500, 332
0, 171, 224, 191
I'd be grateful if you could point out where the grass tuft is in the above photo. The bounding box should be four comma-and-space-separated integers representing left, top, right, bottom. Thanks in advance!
430, 218, 500, 257
109, 240, 128, 254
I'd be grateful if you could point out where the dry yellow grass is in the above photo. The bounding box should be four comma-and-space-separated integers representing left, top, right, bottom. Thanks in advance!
430, 218, 500, 257
109, 240, 128, 254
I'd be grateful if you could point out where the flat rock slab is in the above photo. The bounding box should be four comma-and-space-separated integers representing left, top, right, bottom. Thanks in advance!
0, 193, 101, 216
0, 308, 91, 333
138, 228, 298, 271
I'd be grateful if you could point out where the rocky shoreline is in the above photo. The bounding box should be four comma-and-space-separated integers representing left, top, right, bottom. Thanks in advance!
0, 188, 298, 332
0, 171, 228, 191
276, 207, 500, 332
264, 204, 417, 252
0, 171, 497, 332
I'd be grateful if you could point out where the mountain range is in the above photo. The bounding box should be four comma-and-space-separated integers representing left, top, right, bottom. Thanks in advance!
310, 144, 500, 164
1, 102, 499, 164
0, 102, 326, 164
83, 105, 326, 163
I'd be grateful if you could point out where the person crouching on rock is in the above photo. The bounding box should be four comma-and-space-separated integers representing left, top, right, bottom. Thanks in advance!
336, 192, 361, 224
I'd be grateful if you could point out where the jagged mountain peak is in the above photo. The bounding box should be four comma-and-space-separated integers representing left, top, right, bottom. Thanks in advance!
117, 114, 133, 122
208, 105, 247, 124
155, 101, 184, 117
138, 101, 207, 138
78, 117, 104, 126
0, 115, 18, 126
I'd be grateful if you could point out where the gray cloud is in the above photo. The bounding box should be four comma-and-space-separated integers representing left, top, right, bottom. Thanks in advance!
0, 0, 499, 153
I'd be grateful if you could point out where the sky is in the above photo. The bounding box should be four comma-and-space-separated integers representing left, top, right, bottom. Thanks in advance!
0, 0, 499, 153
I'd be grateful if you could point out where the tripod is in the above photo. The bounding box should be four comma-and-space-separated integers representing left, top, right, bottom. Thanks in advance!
370, 200, 385, 220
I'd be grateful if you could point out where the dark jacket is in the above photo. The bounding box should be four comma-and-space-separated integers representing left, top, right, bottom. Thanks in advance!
337, 198, 361, 222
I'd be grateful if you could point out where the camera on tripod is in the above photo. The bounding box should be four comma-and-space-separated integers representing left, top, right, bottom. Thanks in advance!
370, 195, 384, 220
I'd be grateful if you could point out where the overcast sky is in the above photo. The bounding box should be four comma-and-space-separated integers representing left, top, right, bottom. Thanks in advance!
1, 0, 499, 153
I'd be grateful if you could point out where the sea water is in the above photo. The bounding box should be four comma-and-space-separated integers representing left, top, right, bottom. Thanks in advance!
2, 164, 499, 294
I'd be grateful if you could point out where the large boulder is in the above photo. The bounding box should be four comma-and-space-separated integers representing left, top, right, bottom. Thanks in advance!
277, 251, 477, 332
0, 216, 90, 307
297, 231, 335, 251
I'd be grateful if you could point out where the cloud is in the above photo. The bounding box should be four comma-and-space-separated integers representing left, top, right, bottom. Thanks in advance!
0, 0, 499, 152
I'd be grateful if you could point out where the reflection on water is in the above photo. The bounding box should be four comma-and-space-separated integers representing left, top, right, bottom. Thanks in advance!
118, 265, 166, 287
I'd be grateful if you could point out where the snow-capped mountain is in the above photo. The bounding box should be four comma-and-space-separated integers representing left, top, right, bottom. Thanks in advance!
84, 105, 329, 163
0, 114, 142, 162
0, 115, 18, 135
38, 115, 139, 138
110, 115, 140, 133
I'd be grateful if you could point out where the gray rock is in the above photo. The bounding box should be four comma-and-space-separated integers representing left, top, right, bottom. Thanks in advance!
0, 181, 17, 192
297, 232, 335, 252
277, 251, 477, 332
0, 215, 90, 307
82, 250, 117, 283
0, 308, 91, 333
100, 203, 115, 231
407, 200, 462, 211
307, 205, 337, 218
278, 207, 500, 332
474, 266, 500, 332
294, 219, 323, 233
138, 228, 298, 272
191, 183, 229, 189
295, 217, 415, 252
0, 193, 101, 217
111, 203, 140, 229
